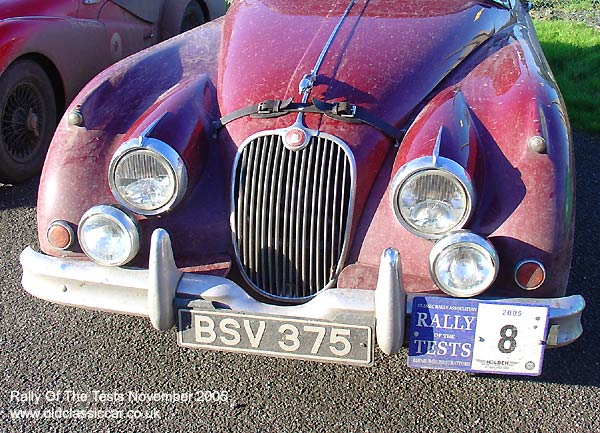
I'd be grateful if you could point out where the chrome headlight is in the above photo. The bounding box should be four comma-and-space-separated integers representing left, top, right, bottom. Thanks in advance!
109, 137, 187, 215
78, 205, 140, 266
430, 231, 498, 297
391, 156, 474, 238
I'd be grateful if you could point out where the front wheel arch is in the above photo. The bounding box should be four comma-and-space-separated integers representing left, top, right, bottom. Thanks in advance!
18, 53, 66, 117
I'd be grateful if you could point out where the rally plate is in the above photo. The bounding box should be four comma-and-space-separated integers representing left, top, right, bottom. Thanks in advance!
407, 297, 549, 376
177, 309, 374, 366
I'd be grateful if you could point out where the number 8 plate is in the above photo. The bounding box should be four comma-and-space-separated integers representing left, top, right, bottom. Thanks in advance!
177, 310, 374, 366
470, 303, 549, 375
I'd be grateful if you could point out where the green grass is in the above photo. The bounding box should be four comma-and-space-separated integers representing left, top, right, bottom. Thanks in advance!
533, 20, 600, 132
534, 0, 600, 12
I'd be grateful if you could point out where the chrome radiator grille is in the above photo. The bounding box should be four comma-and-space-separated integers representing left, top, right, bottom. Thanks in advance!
232, 132, 354, 300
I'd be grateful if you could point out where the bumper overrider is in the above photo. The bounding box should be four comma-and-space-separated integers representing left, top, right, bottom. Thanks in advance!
21, 229, 584, 362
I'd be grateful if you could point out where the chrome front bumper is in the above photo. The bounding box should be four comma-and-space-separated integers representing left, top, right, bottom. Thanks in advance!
20, 228, 585, 351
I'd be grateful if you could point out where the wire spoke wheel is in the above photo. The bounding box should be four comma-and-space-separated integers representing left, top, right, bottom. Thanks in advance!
0, 60, 56, 184
1, 81, 45, 163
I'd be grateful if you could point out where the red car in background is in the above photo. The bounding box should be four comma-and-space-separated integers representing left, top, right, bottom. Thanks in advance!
0, 0, 225, 183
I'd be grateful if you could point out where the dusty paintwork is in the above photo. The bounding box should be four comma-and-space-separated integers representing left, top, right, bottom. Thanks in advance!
37, 0, 574, 300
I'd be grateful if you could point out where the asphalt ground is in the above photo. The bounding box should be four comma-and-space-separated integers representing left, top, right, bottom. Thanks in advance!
0, 132, 598, 433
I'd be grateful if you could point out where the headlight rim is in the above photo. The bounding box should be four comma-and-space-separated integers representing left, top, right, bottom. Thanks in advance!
78, 204, 140, 267
391, 156, 475, 239
429, 230, 499, 298
108, 137, 188, 216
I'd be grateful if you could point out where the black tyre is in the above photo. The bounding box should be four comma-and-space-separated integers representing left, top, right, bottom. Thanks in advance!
160, 0, 207, 41
0, 60, 57, 184
180, 1, 205, 33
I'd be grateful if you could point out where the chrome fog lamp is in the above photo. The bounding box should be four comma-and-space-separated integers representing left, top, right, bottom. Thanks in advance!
78, 205, 140, 266
392, 156, 474, 238
109, 138, 187, 215
430, 231, 498, 297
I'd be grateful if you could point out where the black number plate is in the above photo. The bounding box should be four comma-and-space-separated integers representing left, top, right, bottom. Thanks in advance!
178, 309, 374, 366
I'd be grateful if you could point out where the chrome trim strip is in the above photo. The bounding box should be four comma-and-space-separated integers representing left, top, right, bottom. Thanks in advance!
432, 126, 443, 167
298, 0, 357, 102
390, 155, 476, 240
296, 139, 309, 296
138, 114, 166, 139
230, 128, 357, 301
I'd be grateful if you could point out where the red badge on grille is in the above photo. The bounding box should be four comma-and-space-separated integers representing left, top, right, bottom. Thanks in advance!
284, 128, 307, 149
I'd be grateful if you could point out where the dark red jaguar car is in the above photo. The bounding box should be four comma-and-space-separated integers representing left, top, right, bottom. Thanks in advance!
21, 0, 584, 376
0, 0, 225, 183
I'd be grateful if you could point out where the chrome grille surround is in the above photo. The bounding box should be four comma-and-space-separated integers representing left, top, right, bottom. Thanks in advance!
231, 128, 356, 301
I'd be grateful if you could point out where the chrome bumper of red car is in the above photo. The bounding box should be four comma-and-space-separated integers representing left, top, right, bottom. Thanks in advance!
20, 228, 584, 350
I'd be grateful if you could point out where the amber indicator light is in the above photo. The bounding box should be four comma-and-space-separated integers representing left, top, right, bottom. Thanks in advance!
515, 260, 546, 290
47, 221, 73, 250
